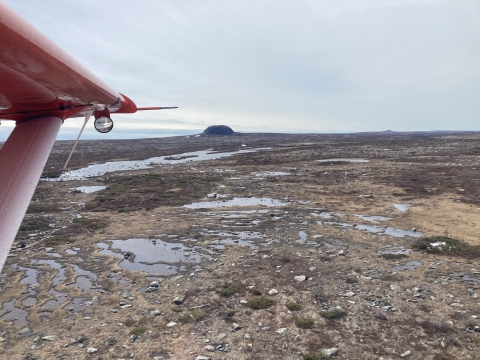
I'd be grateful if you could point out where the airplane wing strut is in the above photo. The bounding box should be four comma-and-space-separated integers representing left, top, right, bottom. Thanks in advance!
0, 116, 62, 270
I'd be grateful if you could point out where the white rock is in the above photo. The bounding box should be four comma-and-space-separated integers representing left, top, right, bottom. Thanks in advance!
195, 356, 212, 360
86, 347, 98, 354
166, 322, 177, 327
390, 285, 402, 293
204, 345, 215, 352
450, 303, 464, 307
42, 335, 57, 341
400, 350, 412, 357
320, 348, 339, 356
294, 275, 306, 282
268, 289, 279, 295
276, 327, 287, 334
345, 291, 355, 297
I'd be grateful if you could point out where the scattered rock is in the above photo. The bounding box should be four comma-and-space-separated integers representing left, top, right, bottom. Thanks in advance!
166, 322, 177, 328
41, 335, 56, 341
86, 347, 98, 354
195, 356, 212, 360
390, 285, 403, 293
205, 345, 215, 352
400, 350, 412, 357
173, 296, 185, 305
321, 348, 339, 356
268, 289, 279, 295
294, 275, 306, 282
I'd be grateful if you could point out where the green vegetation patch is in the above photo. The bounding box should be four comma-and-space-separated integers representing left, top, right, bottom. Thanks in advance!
220, 283, 240, 297
27, 203, 61, 213
286, 302, 302, 311
192, 309, 206, 322
129, 326, 147, 336
85, 173, 221, 212
41, 170, 62, 178
19, 218, 51, 232
225, 309, 236, 318
433, 353, 454, 360
247, 296, 275, 310
320, 309, 348, 319
414, 236, 478, 256
379, 274, 401, 282
179, 309, 205, 324
171, 307, 183, 313
295, 317, 314, 329
70, 218, 107, 232
345, 276, 358, 284
179, 316, 194, 324
252, 288, 262, 296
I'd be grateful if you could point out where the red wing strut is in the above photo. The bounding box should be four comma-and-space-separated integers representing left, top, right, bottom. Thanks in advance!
0, 3, 177, 272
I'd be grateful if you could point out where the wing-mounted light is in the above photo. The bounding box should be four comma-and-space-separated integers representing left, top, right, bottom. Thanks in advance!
94, 116, 113, 133
93, 108, 113, 134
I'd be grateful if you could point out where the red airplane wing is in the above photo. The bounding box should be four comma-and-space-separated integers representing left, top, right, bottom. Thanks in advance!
0, 3, 168, 271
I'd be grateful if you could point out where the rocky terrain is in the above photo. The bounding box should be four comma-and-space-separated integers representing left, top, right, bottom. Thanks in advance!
0, 131, 479, 360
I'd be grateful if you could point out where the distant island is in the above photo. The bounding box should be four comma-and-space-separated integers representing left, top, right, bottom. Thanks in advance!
203, 125, 234, 136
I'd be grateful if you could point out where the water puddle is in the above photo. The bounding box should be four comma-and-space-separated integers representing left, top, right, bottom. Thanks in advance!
317, 159, 369, 163
461, 275, 480, 285
63, 297, 96, 314
21, 298, 37, 307
378, 247, 412, 256
295, 231, 308, 243
72, 186, 106, 193
394, 261, 423, 271
355, 225, 422, 237
393, 203, 410, 212
184, 197, 288, 209
47, 148, 263, 181
98, 239, 209, 275
65, 249, 77, 255
71, 264, 97, 281
1, 298, 29, 327
252, 171, 290, 176
42, 289, 69, 309
354, 215, 391, 223
68, 276, 93, 292
12, 266, 39, 286
311, 212, 339, 219
211, 238, 258, 249
110, 272, 133, 286
30, 259, 67, 286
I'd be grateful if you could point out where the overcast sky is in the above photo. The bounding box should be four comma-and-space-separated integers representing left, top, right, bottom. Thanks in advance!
1, 0, 480, 141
